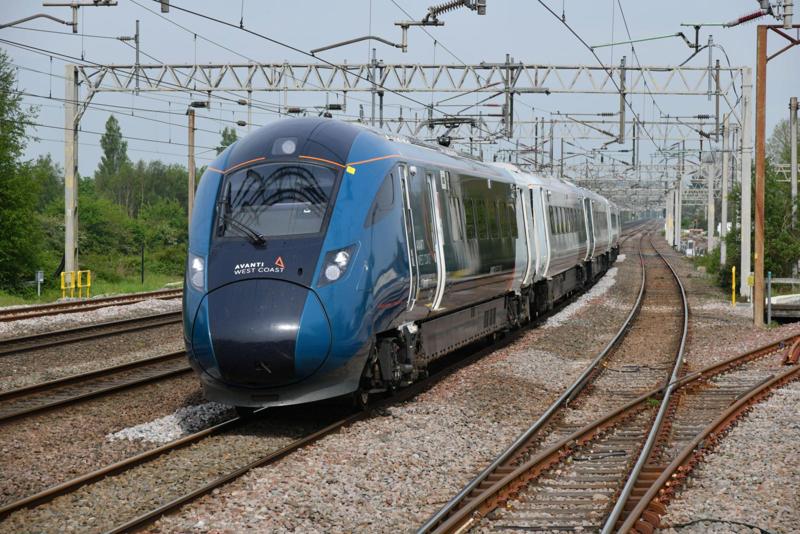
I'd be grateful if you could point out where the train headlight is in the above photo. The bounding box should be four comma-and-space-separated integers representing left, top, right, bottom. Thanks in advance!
188, 253, 205, 291
318, 245, 356, 287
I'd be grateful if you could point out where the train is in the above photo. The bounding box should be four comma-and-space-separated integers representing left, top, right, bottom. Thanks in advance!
183, 118, 620, 412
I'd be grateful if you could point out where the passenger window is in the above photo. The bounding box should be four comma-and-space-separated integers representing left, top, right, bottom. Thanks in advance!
364, 171, 395, 227
496, 200, 504, 238
509, 202, 518, 238
450, 196, 463, 241
464, 198, 476, 239
477, 200, 489, 239
487, 200, 498, 238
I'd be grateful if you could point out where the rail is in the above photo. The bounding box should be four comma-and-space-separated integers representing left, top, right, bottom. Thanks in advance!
417, 224, 652, 533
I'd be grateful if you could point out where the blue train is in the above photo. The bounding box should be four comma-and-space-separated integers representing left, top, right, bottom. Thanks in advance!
183, 118, 620, 411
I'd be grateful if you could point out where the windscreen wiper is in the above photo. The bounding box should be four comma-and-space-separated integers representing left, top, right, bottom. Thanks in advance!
220, 213, 266, 246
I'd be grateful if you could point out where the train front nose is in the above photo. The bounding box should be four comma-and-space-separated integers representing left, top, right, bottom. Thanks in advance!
197, 279, 331, 387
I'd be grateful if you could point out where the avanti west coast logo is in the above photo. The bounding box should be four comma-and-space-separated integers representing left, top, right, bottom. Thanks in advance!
233, 257, 285, 275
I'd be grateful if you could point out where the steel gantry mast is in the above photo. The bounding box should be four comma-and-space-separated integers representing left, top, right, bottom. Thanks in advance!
60, 58, 748, 289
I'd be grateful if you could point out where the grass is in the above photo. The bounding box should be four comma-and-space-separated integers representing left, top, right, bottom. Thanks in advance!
0, 272, 182, 307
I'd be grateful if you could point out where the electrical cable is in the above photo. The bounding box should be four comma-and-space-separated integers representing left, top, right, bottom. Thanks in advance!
31, 135, 216, 161
7, 88, 240, 133
535, 0, 660, 149
130, 0, 414, 115
146, 0, 515, 148
0, 37, 292, 119
1, 117, 219, 151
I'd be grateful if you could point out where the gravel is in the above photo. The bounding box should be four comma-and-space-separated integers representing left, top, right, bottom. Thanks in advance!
0, 373, 211, 508
0, 324, 184, 392
544, 265, 619, 328
0, 298, 181, 340
658, 380, 800, 534
143, 238, 645, 533
0, 325, 184, 391
0, 409, 337, 534
107, 402, 231, 445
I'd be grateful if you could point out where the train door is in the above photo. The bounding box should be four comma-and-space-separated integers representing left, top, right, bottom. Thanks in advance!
520, 185, 536, 286
399, 165, 442, 315
399, 164, 418, 311
583, 197, 595, 258
533, 188, 551, 277
426, 171, 447, 310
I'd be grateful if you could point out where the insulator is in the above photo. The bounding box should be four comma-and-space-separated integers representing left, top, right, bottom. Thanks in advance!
427, 0, 469, 20
723, 10, 767, 27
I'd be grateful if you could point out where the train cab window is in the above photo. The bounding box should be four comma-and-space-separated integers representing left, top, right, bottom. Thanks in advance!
217, 162, 337, 239
364, 170, 395, 228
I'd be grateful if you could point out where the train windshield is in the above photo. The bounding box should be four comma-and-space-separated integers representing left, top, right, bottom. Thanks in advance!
216, 162, 338, 239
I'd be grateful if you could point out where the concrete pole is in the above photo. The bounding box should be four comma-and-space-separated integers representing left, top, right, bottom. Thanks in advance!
706, 156, 715, 252
675, 181, 683, 249
721, 116, 729, 266
64, 65, 79, 274
675, 143, 684, 248
187, 108, 196, 227
618, 56, 626, 144
791, 96, 798, 276
666, 189, 674, 246
754, 26, 767, 326
740, 67, 753, 300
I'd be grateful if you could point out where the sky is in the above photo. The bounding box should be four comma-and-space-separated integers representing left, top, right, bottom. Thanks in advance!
2, 0, 798, 181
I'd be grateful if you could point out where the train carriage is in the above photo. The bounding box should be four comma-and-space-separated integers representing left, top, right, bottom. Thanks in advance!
183, 118, 619, 410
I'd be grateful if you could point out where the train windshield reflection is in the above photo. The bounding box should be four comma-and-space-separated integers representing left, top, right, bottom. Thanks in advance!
217, 163, 338, 238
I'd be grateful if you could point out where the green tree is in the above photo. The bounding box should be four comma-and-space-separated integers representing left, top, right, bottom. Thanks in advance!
0, 49, 42, 290
27, 154, 62, 209
95, 115, 136, 213
97, 115, 129, 177
216, 126, 238, 155
766, 118, 800, 165
139, 198, 187, 274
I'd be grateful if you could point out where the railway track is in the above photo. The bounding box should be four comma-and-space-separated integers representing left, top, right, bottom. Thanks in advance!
0, 227, 648, 532
0, 351, 191, 423
619, 336, 800, 533
420, 228, 688, 533
0, 310, 181, 357
421, 235, 800, 534
0, 227, 651, 533
433, 337, 799, 534
0, 328, 529, 533
0, 289, 182, 322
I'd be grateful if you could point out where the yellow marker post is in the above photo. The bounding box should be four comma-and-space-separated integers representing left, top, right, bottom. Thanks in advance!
77, 270, 92, 298
60, 271, 76, 299
731, 266, 736, 307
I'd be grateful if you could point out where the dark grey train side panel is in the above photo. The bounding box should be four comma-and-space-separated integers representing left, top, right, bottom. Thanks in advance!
418, 296, 508, 364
